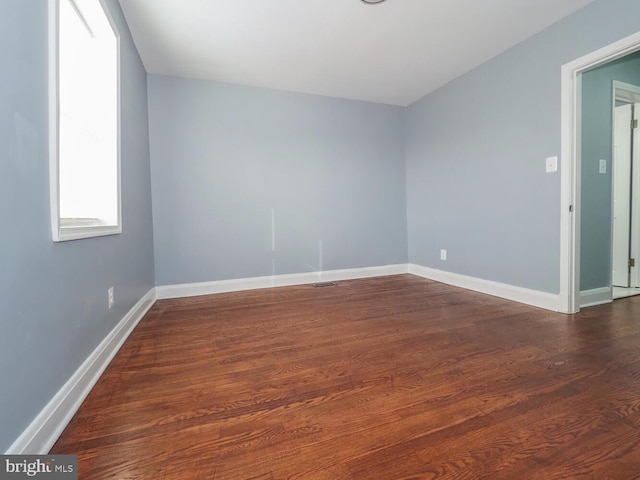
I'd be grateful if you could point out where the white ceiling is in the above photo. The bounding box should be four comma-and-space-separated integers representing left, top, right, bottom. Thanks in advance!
118, 0, 595, 106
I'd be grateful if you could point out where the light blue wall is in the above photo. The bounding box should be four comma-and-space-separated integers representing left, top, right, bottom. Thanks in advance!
406, 0, 640, 294
580, 52, 640, 291
0, 0, 154, 452
148, 75, 408, 285
4, 0, 640, 453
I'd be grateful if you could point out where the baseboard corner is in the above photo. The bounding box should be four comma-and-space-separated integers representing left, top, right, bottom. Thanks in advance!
6, 287, 156, 454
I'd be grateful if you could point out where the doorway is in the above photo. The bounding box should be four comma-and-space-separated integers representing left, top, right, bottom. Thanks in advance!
560, 31, 640, 313
612, 82, 640, 299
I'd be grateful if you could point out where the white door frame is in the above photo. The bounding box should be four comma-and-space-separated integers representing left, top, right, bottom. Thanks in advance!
633, 102, 640, 289
560, 31, 640, 314
612, 101, 633, 288
612, 82, 640, 291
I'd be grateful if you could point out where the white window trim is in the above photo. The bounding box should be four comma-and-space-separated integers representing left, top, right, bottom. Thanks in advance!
48, 0, 122, 242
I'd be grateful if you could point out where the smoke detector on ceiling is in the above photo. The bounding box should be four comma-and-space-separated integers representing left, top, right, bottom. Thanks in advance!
361, 0, 387, 4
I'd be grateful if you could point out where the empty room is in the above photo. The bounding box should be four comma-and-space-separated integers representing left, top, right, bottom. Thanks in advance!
3, 0, 640, 478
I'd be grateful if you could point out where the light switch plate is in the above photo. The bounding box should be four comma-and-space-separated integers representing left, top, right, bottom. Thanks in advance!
545, 156, 558, 173
599, 159, 607, 174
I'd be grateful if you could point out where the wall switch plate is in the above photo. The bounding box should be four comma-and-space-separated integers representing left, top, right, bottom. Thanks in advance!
599, 159, 607, 174
440, 249, 447, 261
108, 287, 114, 309
545, 156, 558, 173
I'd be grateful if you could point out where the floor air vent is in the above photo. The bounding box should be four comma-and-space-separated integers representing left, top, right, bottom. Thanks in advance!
312, 281, 338, 288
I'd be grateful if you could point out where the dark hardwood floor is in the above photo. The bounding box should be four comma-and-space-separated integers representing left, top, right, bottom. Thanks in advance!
51, 274, 640, 479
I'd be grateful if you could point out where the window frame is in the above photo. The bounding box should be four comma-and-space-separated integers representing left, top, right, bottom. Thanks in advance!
48, 0, 122, 242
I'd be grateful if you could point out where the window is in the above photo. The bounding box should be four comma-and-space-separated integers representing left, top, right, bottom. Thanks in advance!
49, 0, 121, 241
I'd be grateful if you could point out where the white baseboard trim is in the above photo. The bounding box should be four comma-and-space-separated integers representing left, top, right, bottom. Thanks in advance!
155, 264, 410, 299
156, 264, 563, 312
6, 288, 157, 454
580, 287, 612, 308
5, 262, 566, 454
409, 264, 561, 312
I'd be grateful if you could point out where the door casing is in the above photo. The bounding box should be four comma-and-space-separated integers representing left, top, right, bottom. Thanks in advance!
560, 31, 640, 313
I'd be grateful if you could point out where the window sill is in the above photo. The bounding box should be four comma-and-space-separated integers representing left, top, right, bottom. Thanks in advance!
54, 224, 122, 242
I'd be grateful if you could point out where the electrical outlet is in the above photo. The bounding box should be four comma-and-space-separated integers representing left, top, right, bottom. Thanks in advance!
440, 249, 447, 261
108, 287, 114, 309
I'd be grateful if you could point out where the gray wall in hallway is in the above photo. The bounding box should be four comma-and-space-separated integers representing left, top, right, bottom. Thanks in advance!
0, 0, 155, 452
148, 75, 408, 286
580, 52, 640, 291
406, 0, 640, 294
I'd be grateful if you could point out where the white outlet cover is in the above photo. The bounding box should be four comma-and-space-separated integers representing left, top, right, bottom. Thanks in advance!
545, 156, 558, 173
108, 287, 114, 308
440, 249, 447, 260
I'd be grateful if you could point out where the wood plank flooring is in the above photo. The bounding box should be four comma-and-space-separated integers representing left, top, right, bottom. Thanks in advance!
51, 274, 640, 479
